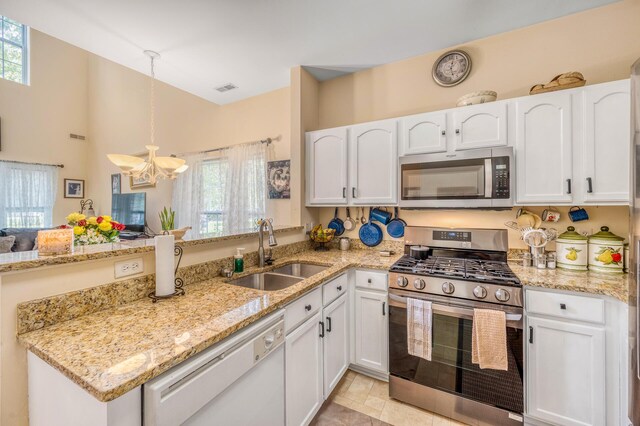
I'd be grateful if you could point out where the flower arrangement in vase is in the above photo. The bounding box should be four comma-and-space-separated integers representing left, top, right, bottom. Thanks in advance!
63, 212, 126, 245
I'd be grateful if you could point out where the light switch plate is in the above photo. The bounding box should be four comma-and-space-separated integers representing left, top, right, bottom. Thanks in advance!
115, 258, 144, 279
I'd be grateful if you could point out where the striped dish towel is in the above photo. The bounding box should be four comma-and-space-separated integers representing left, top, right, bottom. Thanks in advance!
407, 298, 432, 361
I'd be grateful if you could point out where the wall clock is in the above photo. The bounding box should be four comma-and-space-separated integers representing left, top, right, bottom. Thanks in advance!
432, 50, 472, 87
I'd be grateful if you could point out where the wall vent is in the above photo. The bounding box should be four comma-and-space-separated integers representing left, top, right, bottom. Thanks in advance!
215, 83, 238, 93
70, 133, 86, 140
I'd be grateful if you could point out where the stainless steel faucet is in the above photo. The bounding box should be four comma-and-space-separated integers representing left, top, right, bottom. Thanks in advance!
258, 219, 278, 267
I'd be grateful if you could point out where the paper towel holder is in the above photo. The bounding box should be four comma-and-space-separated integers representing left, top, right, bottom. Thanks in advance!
148, 244, 185, 303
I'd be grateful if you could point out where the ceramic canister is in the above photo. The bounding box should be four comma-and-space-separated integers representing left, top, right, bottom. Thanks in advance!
555, 226, 588, 271
588, 226, 625, 274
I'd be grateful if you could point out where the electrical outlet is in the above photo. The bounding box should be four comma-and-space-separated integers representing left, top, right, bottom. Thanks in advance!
305, 222, 315, 233
115, 258, 144, 279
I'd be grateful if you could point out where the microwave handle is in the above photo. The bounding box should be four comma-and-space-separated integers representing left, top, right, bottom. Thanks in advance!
484, 158, 492, 198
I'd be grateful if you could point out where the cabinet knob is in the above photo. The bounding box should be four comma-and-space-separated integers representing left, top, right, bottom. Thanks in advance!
337, 285, 342, 291
368, 278, 372, 283
455, 129, 460, 135
560, 303, 567, 310
441, 130, 446, 136
305, 304, 312, 311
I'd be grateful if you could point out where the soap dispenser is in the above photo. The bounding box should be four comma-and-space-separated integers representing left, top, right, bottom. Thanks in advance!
234, 248, 245, 273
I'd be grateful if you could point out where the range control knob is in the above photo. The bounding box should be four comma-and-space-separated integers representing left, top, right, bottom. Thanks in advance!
495, 288, 510, 302
413, 279, 426, 290
396, 276, 408, 288
473, 286, 487, 299
442, 282, 455, 294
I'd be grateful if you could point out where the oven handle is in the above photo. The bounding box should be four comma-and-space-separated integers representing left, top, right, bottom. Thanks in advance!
388, 293, 523, 329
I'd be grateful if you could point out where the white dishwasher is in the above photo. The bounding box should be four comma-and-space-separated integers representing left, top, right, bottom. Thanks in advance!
144, 310, 285, 426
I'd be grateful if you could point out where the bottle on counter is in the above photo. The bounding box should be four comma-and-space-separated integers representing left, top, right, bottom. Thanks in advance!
555, 226, 588, 271
234, 248, 245, 273
546, 252, 557, 269
588, 227, 624, 274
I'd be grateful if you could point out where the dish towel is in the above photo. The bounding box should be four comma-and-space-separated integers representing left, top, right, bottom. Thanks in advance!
471, 308, 508, 371
407, 298, 432, 361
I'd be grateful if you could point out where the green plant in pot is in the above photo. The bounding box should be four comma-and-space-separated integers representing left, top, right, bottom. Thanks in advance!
158, 207, 191, 241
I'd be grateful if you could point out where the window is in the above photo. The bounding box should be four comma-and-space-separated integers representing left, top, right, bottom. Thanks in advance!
200, 158, 228, 235
172, 143, 267, 239
0, 162, 58, 228
0, 16, 28, 84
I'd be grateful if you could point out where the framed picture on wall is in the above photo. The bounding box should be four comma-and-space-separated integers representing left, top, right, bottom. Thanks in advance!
64, 179, 85, 198
267, 160, 291, 199
130, 175, 155, 189
111, 173, 121, 194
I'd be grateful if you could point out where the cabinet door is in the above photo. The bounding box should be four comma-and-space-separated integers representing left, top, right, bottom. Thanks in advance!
354, 289, 388, 373
582, 80, 630, 204
452, 101, 508, 150
349, 120, 398, 205
323, 293, 349, 399
515, 93, 574, 204
400, 112, 447, 155
527, 316, 605, 426
306, 128, 348, 205
286, 312, 323, 426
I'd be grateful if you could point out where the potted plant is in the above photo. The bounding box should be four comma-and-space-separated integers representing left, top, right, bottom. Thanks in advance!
159, 207, 190, 241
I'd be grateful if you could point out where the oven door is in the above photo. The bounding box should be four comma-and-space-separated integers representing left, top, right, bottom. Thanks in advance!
388, 290, 524, 415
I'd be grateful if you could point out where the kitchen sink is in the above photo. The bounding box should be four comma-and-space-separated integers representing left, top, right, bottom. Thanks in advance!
227, 272, 303, 291
271, 263, 328, 278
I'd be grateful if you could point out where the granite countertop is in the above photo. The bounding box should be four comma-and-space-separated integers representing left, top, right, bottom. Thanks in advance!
0, 226, 303, 273
18, 248, 400, 403
509, 261, 630, 302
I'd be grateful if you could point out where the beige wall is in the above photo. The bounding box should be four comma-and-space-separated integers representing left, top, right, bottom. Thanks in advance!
0, 30, 90, 224
318, 0, 640, 128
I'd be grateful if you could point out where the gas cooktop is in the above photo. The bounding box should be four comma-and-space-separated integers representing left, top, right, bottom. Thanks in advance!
390, 254, 521, 287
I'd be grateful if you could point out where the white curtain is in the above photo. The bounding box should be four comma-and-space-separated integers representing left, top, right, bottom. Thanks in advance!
172, 153, 205, 235
0, 161, 59, 228
172, 142, 267, 238
222, 142, 267, 234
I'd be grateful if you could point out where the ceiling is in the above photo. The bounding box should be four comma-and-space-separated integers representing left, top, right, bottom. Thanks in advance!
0, 0, 618, 105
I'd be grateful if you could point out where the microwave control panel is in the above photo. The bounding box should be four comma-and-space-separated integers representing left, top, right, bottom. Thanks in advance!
493, 157, 510, 198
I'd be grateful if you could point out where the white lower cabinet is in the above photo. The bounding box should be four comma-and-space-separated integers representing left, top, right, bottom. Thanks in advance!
525, 289, 626, 426
354, 288, 388, 374
527, 316, 605, 426
322, 293, 349, 398
285, 311, 324, 426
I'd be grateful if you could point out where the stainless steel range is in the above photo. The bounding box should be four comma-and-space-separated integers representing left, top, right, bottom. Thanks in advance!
388, 226, 524, 426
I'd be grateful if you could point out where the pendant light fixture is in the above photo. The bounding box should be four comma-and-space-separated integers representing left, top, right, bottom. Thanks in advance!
107, 50, 188, 184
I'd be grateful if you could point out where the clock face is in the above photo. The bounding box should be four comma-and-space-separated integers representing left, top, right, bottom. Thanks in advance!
432, 50, 471, 87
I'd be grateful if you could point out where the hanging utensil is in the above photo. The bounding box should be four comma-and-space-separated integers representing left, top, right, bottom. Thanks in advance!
359, 207, 383, 247
327, 207, 345, 236
387, 207, 406, 238
360, 207, 366, 225
344, 207, 356, 231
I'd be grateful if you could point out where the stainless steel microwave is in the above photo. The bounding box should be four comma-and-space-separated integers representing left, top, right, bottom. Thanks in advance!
399, 147, 514, 208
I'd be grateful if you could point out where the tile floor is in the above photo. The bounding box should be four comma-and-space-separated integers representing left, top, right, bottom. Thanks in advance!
312, 370, 469, 426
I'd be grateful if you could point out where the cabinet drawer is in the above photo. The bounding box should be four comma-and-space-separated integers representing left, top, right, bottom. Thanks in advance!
285, 287, 322, 334
526, 290, 605, 324
323, 274, 348, 306
355, 270, 387, 291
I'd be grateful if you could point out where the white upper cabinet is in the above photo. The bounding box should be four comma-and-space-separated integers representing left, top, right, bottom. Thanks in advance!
581, 80, 630, 204
515, 93, 574, 204
306, 128, 348, 205
452, 101, 508, 150
400, 112, 447, 155
349, 120, 398, 205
